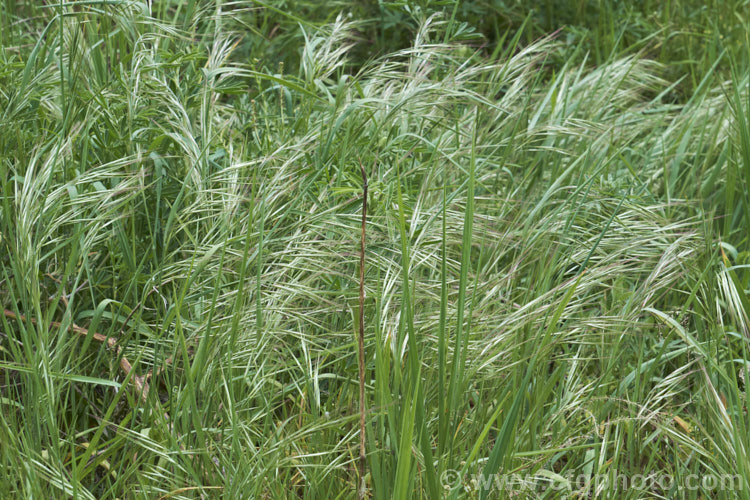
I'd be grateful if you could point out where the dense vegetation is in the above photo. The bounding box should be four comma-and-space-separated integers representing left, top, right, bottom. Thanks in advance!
2, 0, 750, 497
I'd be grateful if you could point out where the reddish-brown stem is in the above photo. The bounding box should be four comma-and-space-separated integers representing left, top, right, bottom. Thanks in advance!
3, 308, 149, 401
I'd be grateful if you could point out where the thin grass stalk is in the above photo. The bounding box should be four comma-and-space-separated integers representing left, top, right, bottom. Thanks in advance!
358, 160, 368, 498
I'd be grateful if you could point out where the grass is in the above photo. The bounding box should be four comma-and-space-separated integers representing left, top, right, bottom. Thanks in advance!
2, 0, 750, 498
